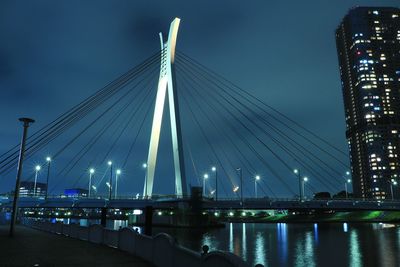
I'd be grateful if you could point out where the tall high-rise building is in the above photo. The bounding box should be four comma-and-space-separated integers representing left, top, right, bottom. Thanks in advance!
336, 7, 400, 199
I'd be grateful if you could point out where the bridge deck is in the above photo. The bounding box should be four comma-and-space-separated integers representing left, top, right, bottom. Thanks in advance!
2, 197, 400, 211
0, 225, 152, 266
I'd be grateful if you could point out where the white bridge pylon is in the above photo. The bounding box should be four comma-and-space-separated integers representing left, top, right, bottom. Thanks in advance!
143, 18, 187, 199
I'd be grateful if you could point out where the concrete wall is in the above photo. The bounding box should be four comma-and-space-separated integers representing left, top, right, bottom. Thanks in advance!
21, 218, 251, 267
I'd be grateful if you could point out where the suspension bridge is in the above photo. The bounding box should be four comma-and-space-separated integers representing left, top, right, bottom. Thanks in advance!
0, 17, 395, 214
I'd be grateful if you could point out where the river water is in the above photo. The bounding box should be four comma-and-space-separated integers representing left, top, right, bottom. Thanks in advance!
65, 219, 400, 267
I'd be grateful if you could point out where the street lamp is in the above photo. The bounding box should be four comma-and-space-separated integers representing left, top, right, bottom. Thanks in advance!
88, 168, 95, 198
345, 179, 351, 199
211, 166, 217, 201
115, 169, 121, 199
92, 185, 97, 195
255, 175, 260, 198
390, 180, 397, 200
45, 157, 51, 200
203, 173, 209, 197
301, 176, 308, 200
34, 165, 41, 197
343, 171, 352, 199
108, 161, 113, 200
142, 162, 148, 198
236, 168, 243, 204
9, 117, 35, 237
294, 169, 302, 200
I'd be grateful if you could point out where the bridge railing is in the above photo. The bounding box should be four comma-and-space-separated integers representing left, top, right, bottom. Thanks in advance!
43, 195, 400, 203
21, 218, 252, 267
4, 195, 400, 210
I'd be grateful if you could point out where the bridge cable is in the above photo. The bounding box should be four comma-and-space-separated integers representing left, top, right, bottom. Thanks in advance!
74, 72, 158, 192
47, 64, 159, 194
0, 50, 163, 167
176, 56, 345, 191
176, 63, 300, 195
176, 58, 341, 192
176, 52, 349, 166
179, 85, 233, 197
0, 52, 162, 177
176, 64, 294, 196
177, 70, 275, 197
56, 73, 155, 189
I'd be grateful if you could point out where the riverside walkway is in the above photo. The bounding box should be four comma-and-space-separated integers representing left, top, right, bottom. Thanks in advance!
0, 225, 153, 267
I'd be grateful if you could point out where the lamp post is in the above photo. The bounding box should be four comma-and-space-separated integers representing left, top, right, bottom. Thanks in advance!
115, 169, 121, 199
294, 169, 301, 200
255, 175, 260, 198
345, 179, 351, 199
212, 166, 217, 201
88, 168, 95, 198
10, 117, 35, 237
108, 161, 113, 200
142, 162, 147, 199
301, 176, 308, 200
92, 185, 97, 196
203, 173, 209, 197
390, 180, 397, 200
33, 165, 41, 197
45, 157, 51, 200
344, 171, 351, 199
236, 168, 243, 204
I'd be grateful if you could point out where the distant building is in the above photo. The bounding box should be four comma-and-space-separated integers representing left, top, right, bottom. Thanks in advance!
64, 188, 88, 198
336, 7, 400, 199
19, 181, 47, 197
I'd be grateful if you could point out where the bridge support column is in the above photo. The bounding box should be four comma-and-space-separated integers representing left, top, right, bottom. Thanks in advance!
100, 208, 107, 227
143, 17, 187, 199
144, 206, 153, 236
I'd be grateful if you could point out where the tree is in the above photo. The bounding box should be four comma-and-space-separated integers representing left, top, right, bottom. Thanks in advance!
333, 190, 354, 198
313, 192, 331, 199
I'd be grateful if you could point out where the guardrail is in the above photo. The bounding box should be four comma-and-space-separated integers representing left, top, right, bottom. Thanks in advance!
21, 218, 253, 267
3, 194, 400, 203
4, 195, 400, 211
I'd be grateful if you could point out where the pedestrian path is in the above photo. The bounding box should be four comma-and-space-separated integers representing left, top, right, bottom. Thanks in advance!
0, 225, 153, 267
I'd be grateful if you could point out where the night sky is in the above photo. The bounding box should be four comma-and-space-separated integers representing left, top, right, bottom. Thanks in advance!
1, 0, 399, 197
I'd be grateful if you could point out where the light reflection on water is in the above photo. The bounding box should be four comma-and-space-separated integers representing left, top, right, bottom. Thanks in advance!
229, 222, 233, 253
343, 222, 348, 232
350, 230, 362, 267
58, 219, 400, 267
254, 232, 266, 267
313, 223, 319, 245
277, 223, 288, 265
242, 223, 247, 261
154, 222, 400, 267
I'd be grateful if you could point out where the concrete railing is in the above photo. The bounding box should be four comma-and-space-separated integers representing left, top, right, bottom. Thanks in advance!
21, 218, 251, 267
